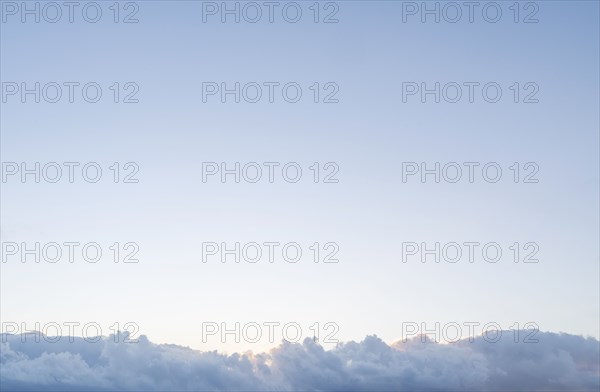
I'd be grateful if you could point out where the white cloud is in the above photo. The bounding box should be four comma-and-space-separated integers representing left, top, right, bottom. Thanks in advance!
1, 331, 598, 391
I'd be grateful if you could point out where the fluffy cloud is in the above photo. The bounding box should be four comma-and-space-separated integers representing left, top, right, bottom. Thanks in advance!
1, 331, 598, 391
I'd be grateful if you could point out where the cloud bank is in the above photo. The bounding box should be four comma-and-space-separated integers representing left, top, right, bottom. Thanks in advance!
1, 331, 598, 391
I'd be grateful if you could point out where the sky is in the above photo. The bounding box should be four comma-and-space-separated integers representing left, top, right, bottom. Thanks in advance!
0, 0, 599, 390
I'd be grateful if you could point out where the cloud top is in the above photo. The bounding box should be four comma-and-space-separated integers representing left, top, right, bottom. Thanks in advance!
1, 331, 598, 391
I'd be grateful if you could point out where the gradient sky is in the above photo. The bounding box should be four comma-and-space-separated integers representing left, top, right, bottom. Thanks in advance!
1, 0, 599, 354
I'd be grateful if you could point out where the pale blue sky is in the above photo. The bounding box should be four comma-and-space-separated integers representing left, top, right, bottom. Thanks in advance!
1, 1, 598, 353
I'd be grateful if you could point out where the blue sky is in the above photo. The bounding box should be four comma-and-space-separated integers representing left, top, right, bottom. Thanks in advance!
1, 0, 599, 361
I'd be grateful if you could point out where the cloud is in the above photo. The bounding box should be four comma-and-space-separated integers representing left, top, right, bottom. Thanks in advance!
1, 331, 598, 391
